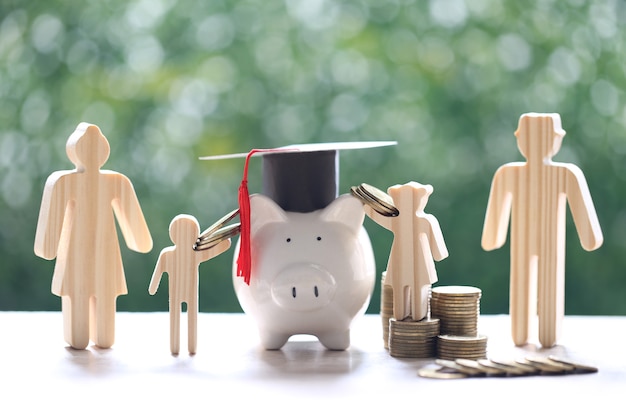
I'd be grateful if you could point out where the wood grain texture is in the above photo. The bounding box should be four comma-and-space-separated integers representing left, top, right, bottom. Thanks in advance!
365, 182, 448, 321
149, 214, 231, 354
481, 113, 603, 348
34, 123, 152, 349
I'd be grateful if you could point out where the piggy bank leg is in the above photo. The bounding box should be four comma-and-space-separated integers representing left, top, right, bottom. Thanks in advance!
317, 330, 350, 351
259, 329, 290, 350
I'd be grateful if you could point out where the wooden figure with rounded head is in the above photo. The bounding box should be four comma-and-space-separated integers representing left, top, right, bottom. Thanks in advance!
149, 214, 231, 355
34, 123, 153, 349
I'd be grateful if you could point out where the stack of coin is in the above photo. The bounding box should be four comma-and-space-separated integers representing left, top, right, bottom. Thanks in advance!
380, 273, 393, 349
388, 317, 440, 358
436, 334, 488, 360
430, 285, 481, 337
350, 183, 399, 217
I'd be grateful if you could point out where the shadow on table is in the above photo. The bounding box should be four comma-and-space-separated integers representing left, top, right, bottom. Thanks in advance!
62, 345, 122, 376
256, 339, 365, 376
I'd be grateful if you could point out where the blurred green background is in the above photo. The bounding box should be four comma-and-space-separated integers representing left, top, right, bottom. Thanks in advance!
1, 0, 625, 315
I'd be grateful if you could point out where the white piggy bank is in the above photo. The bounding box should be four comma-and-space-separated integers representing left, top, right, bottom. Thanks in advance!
232, 193, 376, 350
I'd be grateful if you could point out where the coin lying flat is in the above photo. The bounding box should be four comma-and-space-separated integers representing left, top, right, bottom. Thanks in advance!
525, 356, 575, 373
418, 366, 468, 379
548, 356, 598, 374
489, 358, 539, 375
477, 359, 529, 376
436, 359, 485, 376
451, 359, 504, 376
516, 358, 565, 374
418, 355, 598, 379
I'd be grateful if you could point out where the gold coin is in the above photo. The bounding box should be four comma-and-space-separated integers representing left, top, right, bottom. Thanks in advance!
350, 185, 381, 211
489, 358, 539, 375
548, 356, 598, 373
431, 285, 482, 296
358, 183, 398, 212
417, 368, 467, 379
525, 356, 575, 373
391, 352, 435, 359
351, 184, 399, 217
418, 366, 468, 379
436, 359, 485, 376
516, 358, 563, 374
454, 359, 505, 376
474, 359, 525, 376
438, 334, 488, 344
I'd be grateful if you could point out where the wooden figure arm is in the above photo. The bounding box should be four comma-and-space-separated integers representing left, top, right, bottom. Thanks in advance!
148, 250, 168, 295
363, 204, 393, 230
112, 175, 153, 253
34, 172, 68, 260
198, 239, 232, 263
426, 215, 449, 262
481, 166, 513, 251
565, 165, 603, 251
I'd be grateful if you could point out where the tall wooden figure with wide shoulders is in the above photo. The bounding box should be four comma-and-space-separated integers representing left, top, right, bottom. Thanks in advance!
34, 123, 153, 350
149, 214, 231, 355
481, 113, 603, 348
365, 182, 448, 321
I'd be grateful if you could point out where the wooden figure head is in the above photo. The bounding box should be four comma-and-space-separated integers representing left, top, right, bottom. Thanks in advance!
169, 214, 201, 247
514, 113, 566, 162
388, 181, 434, 212
66, 123, 111, 171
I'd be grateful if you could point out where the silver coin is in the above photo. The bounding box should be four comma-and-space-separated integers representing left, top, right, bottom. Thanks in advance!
194, 223, 241, 251
197, 208, 239, 243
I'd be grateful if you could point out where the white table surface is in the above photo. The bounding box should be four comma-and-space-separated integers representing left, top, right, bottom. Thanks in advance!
2, 312, 624, 416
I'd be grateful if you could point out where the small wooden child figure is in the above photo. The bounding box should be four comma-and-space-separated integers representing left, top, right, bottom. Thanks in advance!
149, 214, 231, 355
365, 182, 448, 321
34, 123, 153, 350
481, 113, 603, 348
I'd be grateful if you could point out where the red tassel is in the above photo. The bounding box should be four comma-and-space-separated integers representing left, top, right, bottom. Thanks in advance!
235, 148, 297, 285
236, 149, 259, 285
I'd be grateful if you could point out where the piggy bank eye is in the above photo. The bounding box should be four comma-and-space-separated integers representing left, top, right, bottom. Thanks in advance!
286, 238, 291, 243
316, 236, 322, 241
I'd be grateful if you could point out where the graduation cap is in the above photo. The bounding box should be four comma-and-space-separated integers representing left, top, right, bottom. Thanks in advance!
200, 141, 397, 284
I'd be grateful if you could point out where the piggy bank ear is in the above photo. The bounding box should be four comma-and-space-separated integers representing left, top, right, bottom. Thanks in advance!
320, 194, 364, 233
250, 194, 288, 236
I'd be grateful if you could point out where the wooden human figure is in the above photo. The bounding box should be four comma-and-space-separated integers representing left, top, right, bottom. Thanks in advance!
149, 214, 231, 355
481, 113, 603, 348
34, 123, 153, 350
365, 182, 448, 321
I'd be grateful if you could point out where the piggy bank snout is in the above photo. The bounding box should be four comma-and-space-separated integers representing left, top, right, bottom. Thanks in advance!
271, 264, 337, 312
